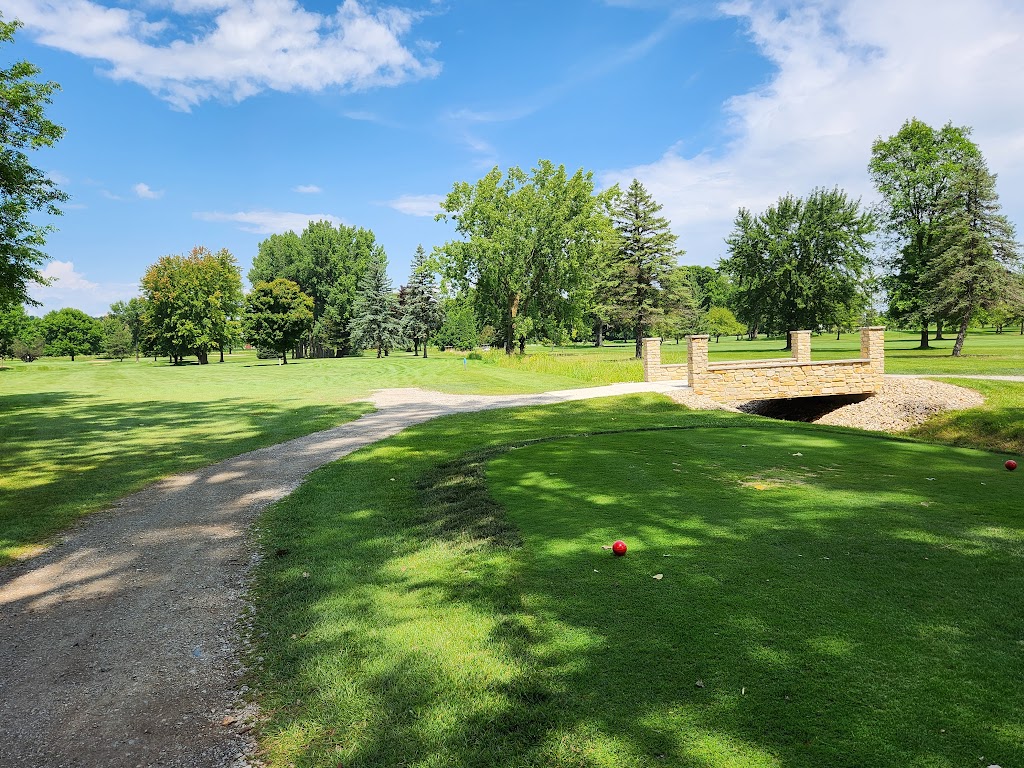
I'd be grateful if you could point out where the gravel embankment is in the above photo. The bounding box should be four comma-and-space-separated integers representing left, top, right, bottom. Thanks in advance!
668, 377, 985, 432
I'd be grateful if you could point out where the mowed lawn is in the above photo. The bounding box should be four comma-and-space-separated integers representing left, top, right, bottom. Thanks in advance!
495, 328, 1024, 382
249, 397, 1023, 768
0, 350, 589, 563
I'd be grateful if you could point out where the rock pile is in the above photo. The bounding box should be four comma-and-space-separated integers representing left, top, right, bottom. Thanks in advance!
669, 377, 984, 433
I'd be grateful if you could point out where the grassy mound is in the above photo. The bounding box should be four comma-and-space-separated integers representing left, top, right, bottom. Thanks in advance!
248, 397, 1022, 767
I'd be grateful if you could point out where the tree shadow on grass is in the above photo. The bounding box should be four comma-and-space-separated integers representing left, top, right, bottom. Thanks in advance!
251, 411, 1024, 768
0, 390, 371, 563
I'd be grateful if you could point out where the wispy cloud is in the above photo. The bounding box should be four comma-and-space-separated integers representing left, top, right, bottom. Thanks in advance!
293, 184, 322, 194
603, 0, 1024, 265
134, 182, 163, 199
194, 209, 343, 234
444, 6, 696, 127
386, 193, 445, 217
8, 0, 442, 111
101, 190, 125, 201
28, 261, 138, 316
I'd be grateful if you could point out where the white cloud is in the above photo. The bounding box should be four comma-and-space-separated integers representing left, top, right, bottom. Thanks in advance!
293, 184, 322, 194
602, 0, 1024, 265
386, 193, 445, 217
194, 209, 343, 234
28, 261, 138, 316
47, 170, 71, 184
134, 182, 164, 199
8, 0, 441, 111
101, 190, 124, 201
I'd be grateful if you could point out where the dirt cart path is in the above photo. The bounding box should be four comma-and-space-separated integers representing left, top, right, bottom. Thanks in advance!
0, 382, 684, 768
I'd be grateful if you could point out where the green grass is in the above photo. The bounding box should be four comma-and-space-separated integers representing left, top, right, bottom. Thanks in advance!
907, 379, 1024, 454
497, 329, 1024, 383
0, 350, 592, 563
248, 397, 1024, 767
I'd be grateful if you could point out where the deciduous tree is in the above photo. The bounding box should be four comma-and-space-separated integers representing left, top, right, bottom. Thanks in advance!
39, 307, 100, 360
0, 18, 68, 308
869, 119, 980, 348
140, 246, 242, 364
242, 278, 314, 365
721, 188, 874, 347
437, 160, 612, 354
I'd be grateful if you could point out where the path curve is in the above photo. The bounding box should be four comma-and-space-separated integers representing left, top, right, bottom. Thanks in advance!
0, 381, 686, 768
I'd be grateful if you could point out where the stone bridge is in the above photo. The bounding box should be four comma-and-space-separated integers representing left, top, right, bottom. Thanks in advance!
642, 327, 885, 400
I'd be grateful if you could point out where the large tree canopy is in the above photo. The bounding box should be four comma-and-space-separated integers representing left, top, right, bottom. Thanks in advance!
39, 307, 101, 361
242, 278, 314, 365
721, 187, 875, 346
249, 221, 377, 356
869, 118, 980, 348
0, 18, 68, 308
437, 160, 613, 354
140, 246, 242, 365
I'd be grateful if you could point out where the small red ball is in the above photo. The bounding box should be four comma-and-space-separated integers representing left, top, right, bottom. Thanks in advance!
1006, 459, 1018, 471
612, 540, 627, 556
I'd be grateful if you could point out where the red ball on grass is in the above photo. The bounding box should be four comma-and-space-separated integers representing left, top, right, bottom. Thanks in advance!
612, 540, 628, 556
1006, 459, 1018, 471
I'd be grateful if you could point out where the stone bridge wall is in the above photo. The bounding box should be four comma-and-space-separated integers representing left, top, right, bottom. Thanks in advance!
642, 328, 885, 400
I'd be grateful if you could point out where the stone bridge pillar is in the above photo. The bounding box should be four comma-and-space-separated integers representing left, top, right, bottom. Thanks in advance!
641, 337, 661, 382
791, 330, 812, 362
860, 326, 886, 371
686, 334, 709, 390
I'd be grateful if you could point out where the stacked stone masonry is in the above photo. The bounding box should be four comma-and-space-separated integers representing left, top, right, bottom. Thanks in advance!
642, 327, 886, 400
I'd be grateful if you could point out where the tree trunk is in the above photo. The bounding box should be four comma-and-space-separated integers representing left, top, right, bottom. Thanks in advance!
376, 345, 382, 359
594, 322, 603, 348
519, 337, 526, 354
423, 342, 428, 359
505, 294, 520, 355
934, 320, 944, 340
951, 314, 970, 357
197, 350, 209, 365
414, 339, 419, 356
281, 352, 287, 365
836, 327, 841, 340
784, 331, 792, 351
219, 346, 224, 363
918, 324, 931, 349
634, 325, 642, 359
71, 353, 75, 361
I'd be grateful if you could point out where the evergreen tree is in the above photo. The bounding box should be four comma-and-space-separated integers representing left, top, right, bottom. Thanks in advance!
101, 315, 133, 360
600, 179, 681, 358
924, 154, 1022, 357
402, 245, 443, 358
350, 249, 401, 358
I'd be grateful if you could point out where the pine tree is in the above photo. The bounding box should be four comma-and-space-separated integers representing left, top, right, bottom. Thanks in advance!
350, 249, 401, 358
924, 155, 1022, 357
402, 245, 443, 358
600, 179, 681, 358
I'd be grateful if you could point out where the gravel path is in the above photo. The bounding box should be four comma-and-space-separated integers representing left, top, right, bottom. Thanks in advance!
0, 381, 686, 768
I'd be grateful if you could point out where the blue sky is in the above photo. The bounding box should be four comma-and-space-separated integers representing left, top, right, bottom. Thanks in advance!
8, 0, 1024, 316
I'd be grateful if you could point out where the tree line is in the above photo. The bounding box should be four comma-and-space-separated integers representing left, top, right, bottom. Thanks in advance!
1, 9, 1022, 364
